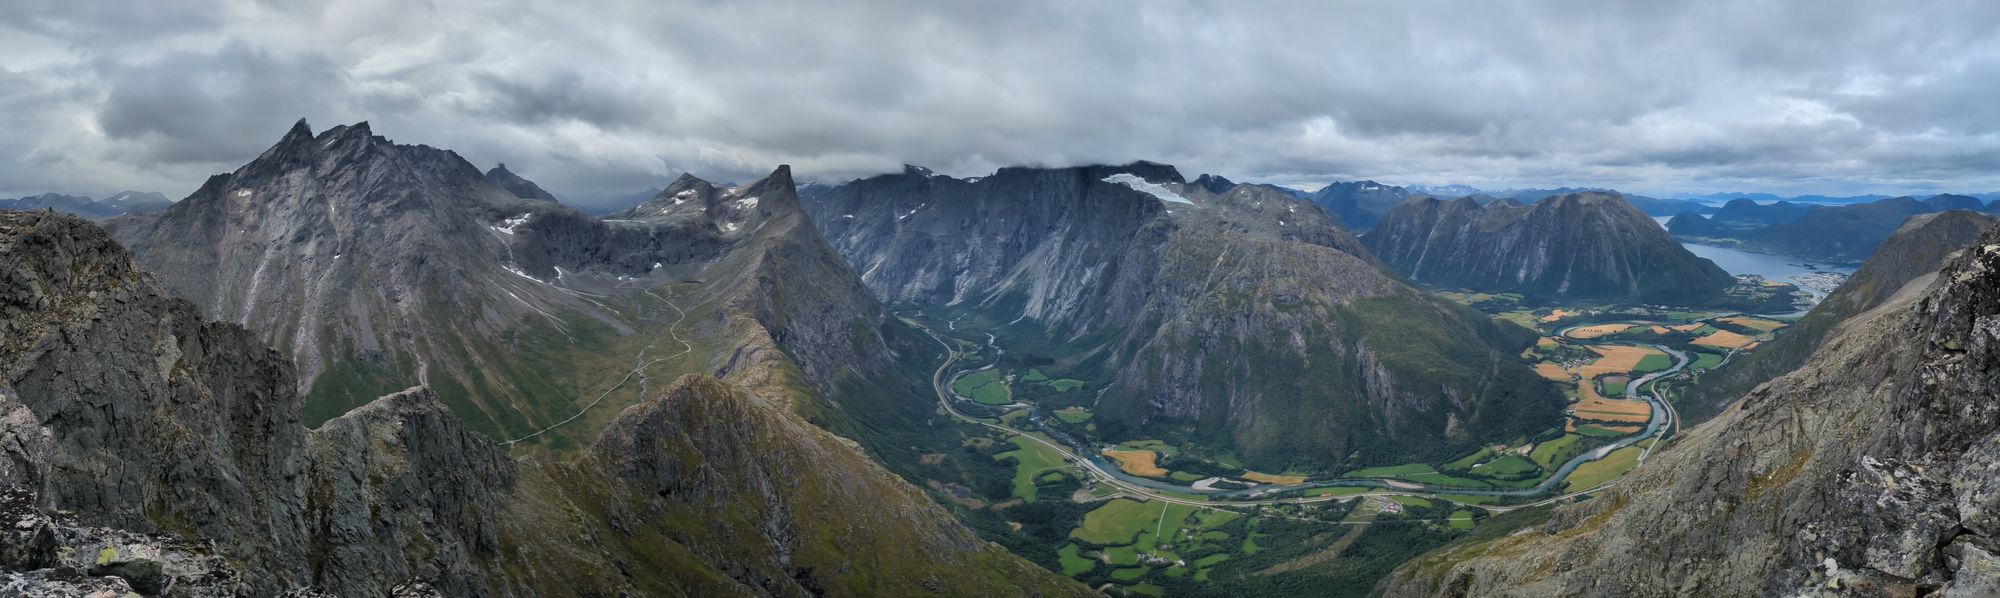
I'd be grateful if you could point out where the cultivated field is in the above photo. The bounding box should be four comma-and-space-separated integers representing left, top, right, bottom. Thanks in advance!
1534, 362, 1573, 381
1576, 345, 1666, 378
1692, 329, 1757, 349
1102, 449, 1168, 477
1720, 316, 1785, 331
1571, 394, 1651, 422
1242, 471, 1308, 485
1566, 323, 1632, 339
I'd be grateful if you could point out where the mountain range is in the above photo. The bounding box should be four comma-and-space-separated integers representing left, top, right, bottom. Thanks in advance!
0, 209, 1083, 596
1360, 192, 1737, 304
1667, 194, 1997, 261
804, 163, 1561, 471
0, 191, 172, 219
103, 120, 906, 454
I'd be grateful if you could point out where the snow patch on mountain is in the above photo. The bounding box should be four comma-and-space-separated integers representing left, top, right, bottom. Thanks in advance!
1103, 174, 1193, 205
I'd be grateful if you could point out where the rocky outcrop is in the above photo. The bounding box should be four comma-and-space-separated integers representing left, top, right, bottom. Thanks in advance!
807, 164, 1560, 470
0, 209, 312, 591
1380, 219, 2000, 597
0, 210, 1090, 596
1362, 192, 1736, 304
1680, 210, 1996, 425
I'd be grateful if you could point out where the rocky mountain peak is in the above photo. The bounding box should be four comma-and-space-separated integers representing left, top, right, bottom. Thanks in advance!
483, 162, 560, 202
1193, 173, 1236, 193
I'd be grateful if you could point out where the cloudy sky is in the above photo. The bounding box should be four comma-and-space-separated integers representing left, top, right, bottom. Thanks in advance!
5, 1, 2000, 204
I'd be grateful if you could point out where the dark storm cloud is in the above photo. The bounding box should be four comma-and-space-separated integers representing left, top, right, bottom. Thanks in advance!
3, 0, 2000, 201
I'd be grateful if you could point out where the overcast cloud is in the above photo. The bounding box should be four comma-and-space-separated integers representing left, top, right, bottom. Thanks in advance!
4, 0, 2000, 203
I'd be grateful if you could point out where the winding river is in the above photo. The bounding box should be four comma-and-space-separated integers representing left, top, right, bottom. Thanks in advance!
937, 324, 1688, 504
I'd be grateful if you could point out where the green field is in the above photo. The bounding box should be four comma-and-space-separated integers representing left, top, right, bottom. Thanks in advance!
1471, 454, 1539, 476
1053, 406, 1092, 424
1072, 499, 1164, 544
1111, 567, 1148, 582
1104, 544, 1140, 565
1600, 379, 1627, 395
952, 369, 1013, 405
994, 436, 1070, 501
1115, 439, 1180, 457
1058, 544, 1096, 576
952, 369, 997, 396
1448, 509, 1478, 530
1048, 378, 1087, 391
1443, 447, 1494, 471
1564, 445, 1644, 491
1691, 351, 1725, 370
1021, 368, 1051, 382
1530, 435, 1584, 468
1168, 471, 1203, 482
1634, 353, 1674, 372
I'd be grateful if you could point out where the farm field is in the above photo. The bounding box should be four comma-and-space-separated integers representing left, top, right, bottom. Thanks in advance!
952, 368, 1012, 405
996, 436, 1072, 501
1577, 345, 1666, 377
1102, 449, 1168, 477
1572, 394, 1651, 423
1053, 406, 1092, 424
1242, 471, 1308, 485
1566, 323, 1632, 339
1564, 444, 1646, 491
1692, 329, 1757, 349
1720, 316, 1785, 331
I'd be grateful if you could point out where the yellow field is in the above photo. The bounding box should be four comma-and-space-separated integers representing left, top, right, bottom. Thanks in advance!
1534, 362, 1573, 381
1576, 345, 1664, 378
1537, 337, 1560, 350
1719, 316, 1785, 332
1101, 450, 1167, 477
1671, 323, 1707, 332
1566, 324, 1632, 339
1571, 393, 1652, 423
1692, 329, 1757, 349
1241, 471, 1308, 485
1540, 309, 1574, 322
1648, 325, 1671, 335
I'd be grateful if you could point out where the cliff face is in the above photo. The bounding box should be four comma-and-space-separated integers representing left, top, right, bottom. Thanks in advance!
1679, 210, 1996, 425
807, 165, 1560, 470
1380, 218, 2000, 597
0, 210, 1088, 596
1361, 192, 1736, 304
